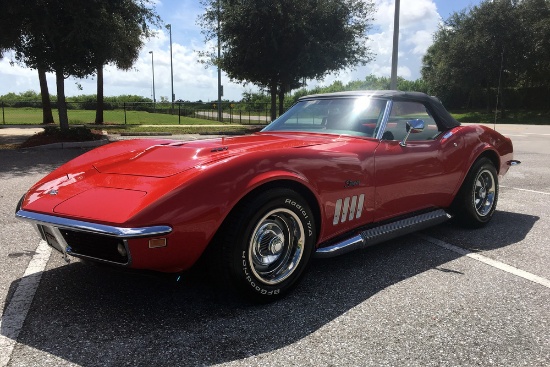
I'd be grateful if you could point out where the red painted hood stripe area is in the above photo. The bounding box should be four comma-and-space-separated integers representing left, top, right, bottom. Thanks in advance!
93, 145, 208, 177
93, 133, 330, 178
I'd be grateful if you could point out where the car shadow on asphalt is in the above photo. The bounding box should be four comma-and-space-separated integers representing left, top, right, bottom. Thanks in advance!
0, 148, 90, 177
3, 210, 538, 366
424, 209, 539, 251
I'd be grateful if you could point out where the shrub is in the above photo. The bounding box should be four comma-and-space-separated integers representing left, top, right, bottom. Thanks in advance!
43, 126, 98, 141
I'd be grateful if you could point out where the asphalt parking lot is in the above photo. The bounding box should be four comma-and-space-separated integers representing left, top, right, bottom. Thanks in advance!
1, 124, 549, 366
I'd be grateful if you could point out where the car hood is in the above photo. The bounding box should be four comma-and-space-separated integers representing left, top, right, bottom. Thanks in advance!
20, 133, 347, 223
20, 133, 334, 223
93, 133, 331, 178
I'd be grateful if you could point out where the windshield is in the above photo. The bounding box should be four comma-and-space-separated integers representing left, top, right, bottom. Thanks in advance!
262, 97, 388, 138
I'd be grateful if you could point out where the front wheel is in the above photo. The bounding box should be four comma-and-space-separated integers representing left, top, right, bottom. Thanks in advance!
212, 188, 317, 301
454, 157, 499, 228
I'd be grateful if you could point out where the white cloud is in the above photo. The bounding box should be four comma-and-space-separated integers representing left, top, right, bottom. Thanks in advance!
407, 30, 435, 55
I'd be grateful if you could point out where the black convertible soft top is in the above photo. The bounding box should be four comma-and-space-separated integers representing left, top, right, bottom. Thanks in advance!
299, 90, 461, 130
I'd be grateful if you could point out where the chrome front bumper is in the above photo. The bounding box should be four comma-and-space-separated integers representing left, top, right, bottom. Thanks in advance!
16, 209, 172, 238
15, 204, 172, 265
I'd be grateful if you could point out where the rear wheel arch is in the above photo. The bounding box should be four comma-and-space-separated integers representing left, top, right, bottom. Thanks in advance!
476, 149, 500, 174
453, 148, 500, 198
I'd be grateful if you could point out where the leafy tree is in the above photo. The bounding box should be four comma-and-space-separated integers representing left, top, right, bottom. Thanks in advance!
0, 2, 20, 58
7, 0, 100, 129
6, 0, 159, 129
200, 0, 375, 120
91, 0, 160, 124
0, 2, 55, 123
2, 0, 159, 126
515, 0, 550, 88
422, 0, 550, 111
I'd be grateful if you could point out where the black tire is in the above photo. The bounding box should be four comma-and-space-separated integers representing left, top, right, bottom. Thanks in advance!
453, 157, 499, 228
211, 188, 317, 302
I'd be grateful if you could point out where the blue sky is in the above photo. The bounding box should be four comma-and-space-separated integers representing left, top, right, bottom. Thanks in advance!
0, 0, 482, 101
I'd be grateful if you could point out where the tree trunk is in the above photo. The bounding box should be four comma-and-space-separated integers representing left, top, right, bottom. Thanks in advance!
55, 69, 69, 131
38, 68, 54, 124
270, 83, 277, 122
278, 85, 285, 117
95, 65, 104, 124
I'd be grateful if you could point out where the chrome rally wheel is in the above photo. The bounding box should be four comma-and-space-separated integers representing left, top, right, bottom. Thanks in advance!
474, 168, 496, 217
249, 208, 305, 285
454, 157, 499, 228
212, 188, 316, 301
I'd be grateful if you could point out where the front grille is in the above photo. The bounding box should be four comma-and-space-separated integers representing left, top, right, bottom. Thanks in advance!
59, 229, 129, 264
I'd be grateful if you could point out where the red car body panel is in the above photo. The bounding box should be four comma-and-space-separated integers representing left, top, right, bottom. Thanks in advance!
19, 122, 514, 272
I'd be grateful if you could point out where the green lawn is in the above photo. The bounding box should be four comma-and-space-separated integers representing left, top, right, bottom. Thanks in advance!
451, 110, 550, 125
0, 107, 223, 125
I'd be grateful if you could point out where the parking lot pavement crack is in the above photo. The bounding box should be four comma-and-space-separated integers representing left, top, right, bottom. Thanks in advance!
417, 234, 550, 289
0, 240, 51, 367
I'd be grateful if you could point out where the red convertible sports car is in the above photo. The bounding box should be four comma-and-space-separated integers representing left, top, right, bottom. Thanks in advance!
16, 91, 520, 301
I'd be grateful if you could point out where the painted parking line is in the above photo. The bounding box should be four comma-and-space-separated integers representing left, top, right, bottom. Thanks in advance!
0, 241, 51, 367
419, 234, 550, 289
500, 185, 550, 195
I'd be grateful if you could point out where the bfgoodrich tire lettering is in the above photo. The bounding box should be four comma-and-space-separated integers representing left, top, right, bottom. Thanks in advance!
454, 157, 499, 228
214, 188, 316, 301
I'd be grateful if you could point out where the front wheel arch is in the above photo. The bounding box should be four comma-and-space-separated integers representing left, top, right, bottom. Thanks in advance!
235, 179, 322, 241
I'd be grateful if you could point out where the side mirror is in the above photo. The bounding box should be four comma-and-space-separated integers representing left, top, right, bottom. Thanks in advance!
400, 119, 425, 147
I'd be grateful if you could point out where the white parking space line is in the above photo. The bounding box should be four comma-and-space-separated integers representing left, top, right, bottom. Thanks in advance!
419, 235, 550, 289
0, 241, 51, 367
525, 133, 550, 136
500, 185, 550, 195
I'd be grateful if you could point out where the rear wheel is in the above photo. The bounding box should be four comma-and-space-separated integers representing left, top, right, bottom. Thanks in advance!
454, 157, 499, 228
211, 188, 316, 301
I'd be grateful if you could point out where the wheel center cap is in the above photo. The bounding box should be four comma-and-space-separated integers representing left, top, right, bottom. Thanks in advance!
479, 187, 486, 199
269, 237, 284, 255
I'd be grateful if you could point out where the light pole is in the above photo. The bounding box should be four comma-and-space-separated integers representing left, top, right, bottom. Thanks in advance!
217, 0, 223, 122
148, 51, 156, 108
390, 0, 400, 90
166, 24, 174, 110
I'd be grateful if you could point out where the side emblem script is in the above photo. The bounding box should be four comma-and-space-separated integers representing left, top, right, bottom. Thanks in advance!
345, 180, 360, 188
49, 190, 58, 196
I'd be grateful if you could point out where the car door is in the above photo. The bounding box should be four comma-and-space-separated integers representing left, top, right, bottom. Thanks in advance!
373, 100, 463, 222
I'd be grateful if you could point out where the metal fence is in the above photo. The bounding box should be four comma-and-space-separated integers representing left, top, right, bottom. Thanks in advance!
0, 101, 274, 125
